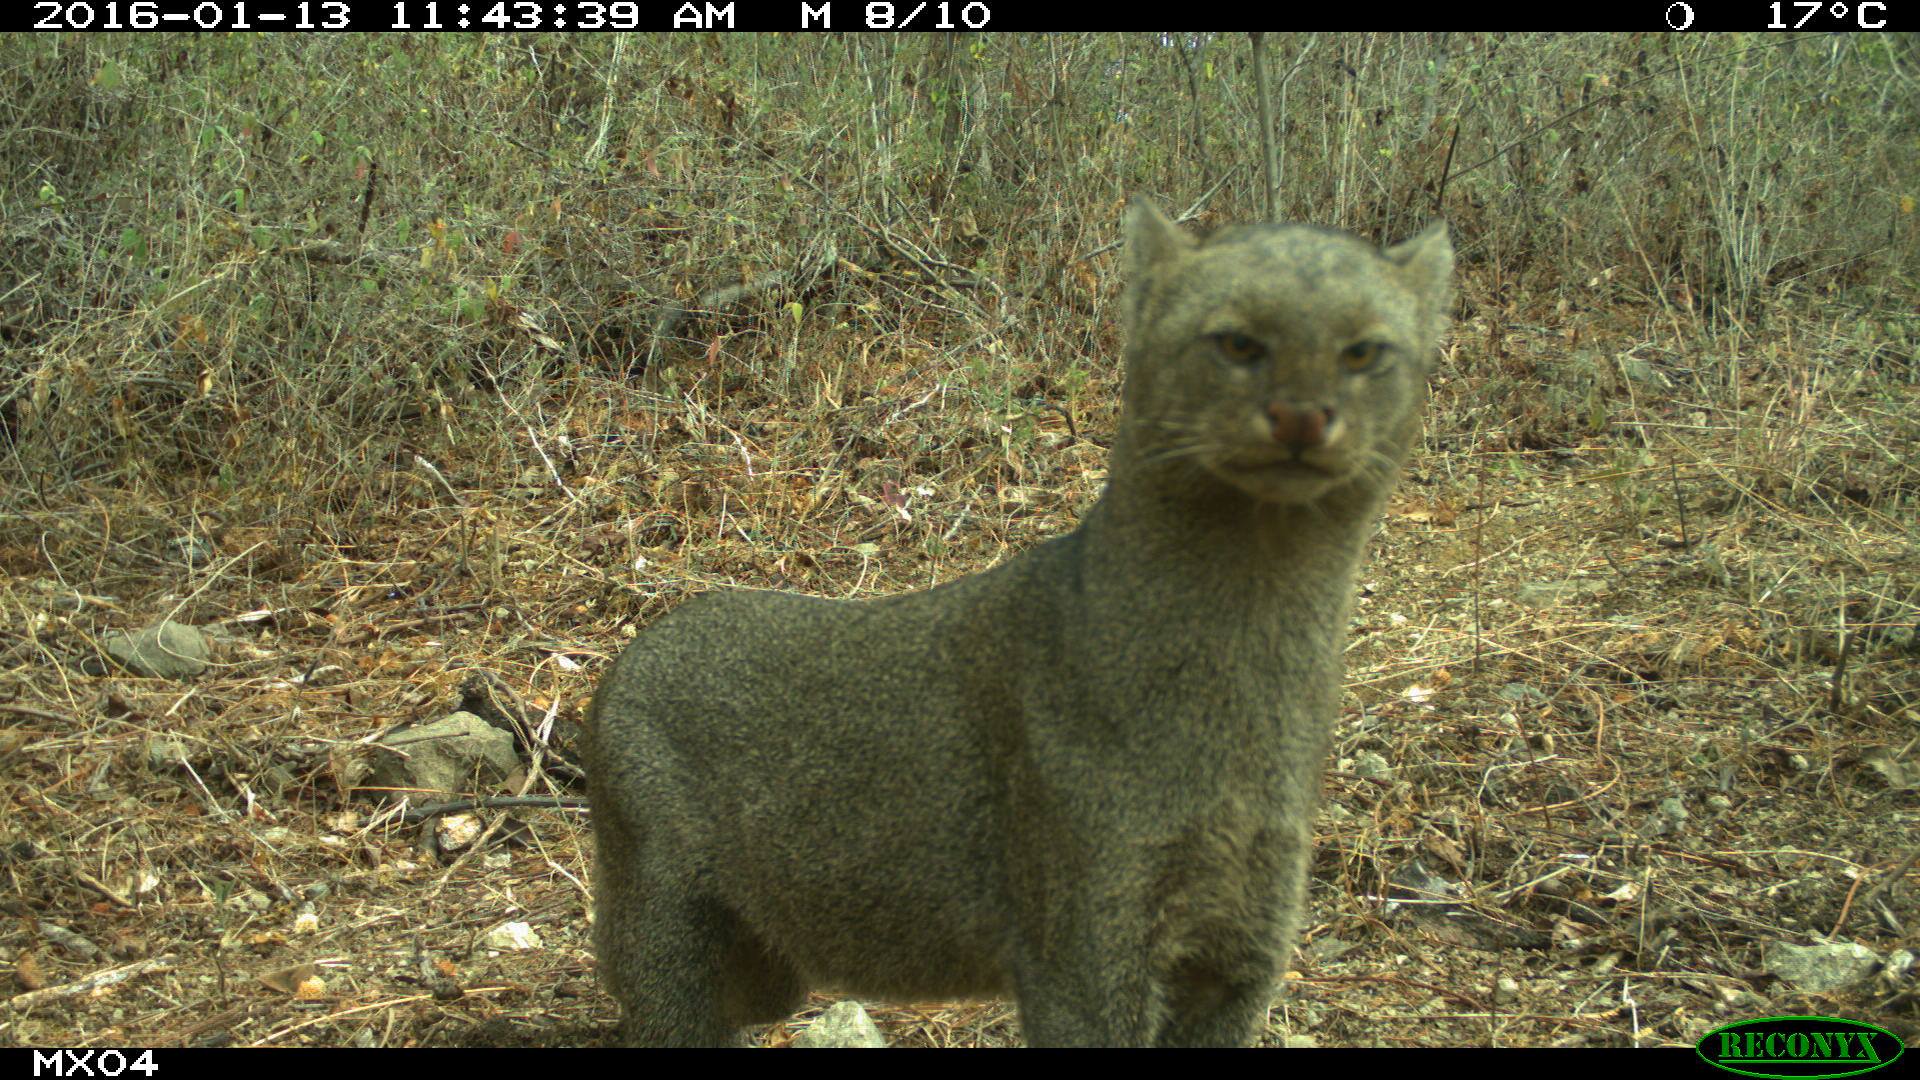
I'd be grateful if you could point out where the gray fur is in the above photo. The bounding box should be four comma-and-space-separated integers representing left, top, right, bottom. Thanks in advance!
584, 200, 1454, 1046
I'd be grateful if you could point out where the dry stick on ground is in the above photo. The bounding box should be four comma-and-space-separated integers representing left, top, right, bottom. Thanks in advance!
250, 991, 469, 1047
73, 868, 135, 908
5, 955, 178, 1011
1667, 458, 1691, 549
1471, 474, 1485, 673
513, 403, 583, 505
1854, 847, 1920, 917
1826, 587, 1855, 715
412, 454, 466, 506
401, 794, 586, 825
0, 702, 73, 724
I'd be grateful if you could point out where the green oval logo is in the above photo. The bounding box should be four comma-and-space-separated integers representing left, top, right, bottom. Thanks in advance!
1698, 1016, 1905, 1079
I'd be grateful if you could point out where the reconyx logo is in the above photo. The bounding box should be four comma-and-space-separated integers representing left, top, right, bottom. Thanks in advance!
1698, 1016, 1904, 1079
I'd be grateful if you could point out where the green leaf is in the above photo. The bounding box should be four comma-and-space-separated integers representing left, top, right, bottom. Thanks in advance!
119, 227, 147, 265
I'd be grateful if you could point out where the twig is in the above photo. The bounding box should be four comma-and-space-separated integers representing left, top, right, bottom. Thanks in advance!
74, 870, 135, 909
1668, 458, 1691, 550
1857, 847, 1919, 912
412, 454, 466, 506
523, 420, 583, 505
6, 955, 177, 1010
0, 703, 73, 724
1828, 587, 1852, 714
401, 794, 587, 824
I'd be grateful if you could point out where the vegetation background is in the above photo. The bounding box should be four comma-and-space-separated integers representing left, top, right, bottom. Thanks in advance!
1, 32, 1916, 1047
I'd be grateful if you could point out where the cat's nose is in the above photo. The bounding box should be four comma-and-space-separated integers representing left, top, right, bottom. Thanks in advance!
1267, 402, 1336, 448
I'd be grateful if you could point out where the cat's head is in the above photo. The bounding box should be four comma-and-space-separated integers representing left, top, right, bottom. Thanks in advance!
1119, 200, 1453, 505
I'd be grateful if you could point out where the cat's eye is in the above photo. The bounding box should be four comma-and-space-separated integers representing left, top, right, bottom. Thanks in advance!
1340, 341, 1387, 370
1215, 333, 1265, 364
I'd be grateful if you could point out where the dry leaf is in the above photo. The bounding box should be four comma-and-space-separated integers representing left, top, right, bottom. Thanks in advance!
259, 962, 319, 994
15, 950, 45, 991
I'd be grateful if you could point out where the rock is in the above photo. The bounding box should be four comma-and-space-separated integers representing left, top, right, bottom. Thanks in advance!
1353, 751, 1393, 780
436, 812, 485, 851
253, 764, 297, 795
1881, 949, 1914, 985
1499, 682, 1548, 703
1619, 357, 1672, 386
477, 921, 542, 952
1763, 941, 1881, 992
1386, 858, 1463, 910
38, 921, 101, 959
793, 1000, 885, 1048
365, 712, 519, 802
103, 620, 210, 678
146, 736, 195, 769
170, 535, 215, 567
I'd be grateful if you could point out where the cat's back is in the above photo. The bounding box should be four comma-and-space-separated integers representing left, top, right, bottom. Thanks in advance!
595, 587, 881, 716
612, 532, 1079, 684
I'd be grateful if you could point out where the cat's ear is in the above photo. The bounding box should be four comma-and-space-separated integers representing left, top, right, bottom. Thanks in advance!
1390, 220, 1443, 303
1387, 221, 1455, 348
1386, 221, 1452, 297
1124, 198, 1194, 279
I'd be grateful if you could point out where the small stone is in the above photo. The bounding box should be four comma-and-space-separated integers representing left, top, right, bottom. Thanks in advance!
1763, 941, 1881, 992
1354, 751, 1393, 780
436, 813, 484, 852
1881, 949, 1913, 983
478, 921, 542, 952
146, 736, 194, 769
793, 1000, 885, 1048
171, 535, 215, 567
104, 620, 210, 678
